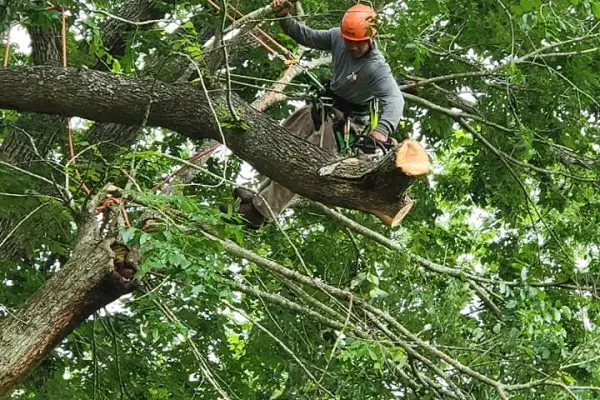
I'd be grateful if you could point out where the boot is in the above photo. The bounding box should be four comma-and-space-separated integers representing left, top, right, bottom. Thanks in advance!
238, 201, 266, 229
233, 186, 257, 203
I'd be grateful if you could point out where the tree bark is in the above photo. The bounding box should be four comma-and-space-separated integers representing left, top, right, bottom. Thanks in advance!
0, 0, 170, 262
0, 207, 138, 398
0, 66, 429, 223
0, 24, 65, 262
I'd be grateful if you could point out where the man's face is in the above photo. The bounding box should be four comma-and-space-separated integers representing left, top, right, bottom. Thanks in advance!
345, 39, 371, 58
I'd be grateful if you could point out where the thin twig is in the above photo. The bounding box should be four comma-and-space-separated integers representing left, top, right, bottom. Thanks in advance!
86, 6, 177, 26
458, 118, 597, 182
402, 92, 514, 133
468, 280, 502, 319
92, 314, 99, 400
148, 291, 233, 400
317, 294, 353, 385
516, 32, 600, 63
0, 160, 55, 185
175, 52, 230, 188
222, 299, 336, 399
100, 315, 127, 400
227, 278, 365, 336
0, 203, 48, 250
400, 71, 501, 90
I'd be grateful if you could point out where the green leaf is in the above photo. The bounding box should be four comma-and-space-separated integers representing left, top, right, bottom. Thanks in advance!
121, 227, 137, 244
111, 58, 122, 73
493, 323, 502, 334
369, 287, 389, 299
561, 306, 572, 320
366, 273, 379, 285
192, 285, 205, 295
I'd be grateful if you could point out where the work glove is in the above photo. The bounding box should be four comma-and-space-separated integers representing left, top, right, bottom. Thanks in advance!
271, 0, 293, 16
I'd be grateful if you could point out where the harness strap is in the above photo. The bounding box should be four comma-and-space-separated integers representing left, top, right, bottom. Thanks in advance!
309, 86, 383, 155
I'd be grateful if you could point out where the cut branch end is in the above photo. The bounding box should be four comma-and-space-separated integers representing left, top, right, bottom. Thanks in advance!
367, 196, 413, 227
395, 139, 430, 177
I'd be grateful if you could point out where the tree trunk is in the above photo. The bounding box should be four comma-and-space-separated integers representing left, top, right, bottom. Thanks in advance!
0, 66, 429, 224
0, 1, 174, 395
0, 0, 169, 262
0, 210, 137, 398
0, 24, 65, 262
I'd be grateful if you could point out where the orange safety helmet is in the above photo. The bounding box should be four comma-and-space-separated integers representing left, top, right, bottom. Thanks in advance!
340, 4, 377, 41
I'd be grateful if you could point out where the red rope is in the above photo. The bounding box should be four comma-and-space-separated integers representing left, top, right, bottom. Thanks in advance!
59, 6, 91, 195
151, 143, 221, 192
226, 2, 295, 59
206, 0, 292, 59
2, 29, 10, 68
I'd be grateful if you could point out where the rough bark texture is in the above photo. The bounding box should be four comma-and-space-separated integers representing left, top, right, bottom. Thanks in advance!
0, 66, 429, 222
0, 25, 65, 263
0, 0, 168, 262
0, 211, 138, 398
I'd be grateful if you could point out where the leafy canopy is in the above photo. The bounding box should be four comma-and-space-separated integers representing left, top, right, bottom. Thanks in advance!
1, 0, 600, 398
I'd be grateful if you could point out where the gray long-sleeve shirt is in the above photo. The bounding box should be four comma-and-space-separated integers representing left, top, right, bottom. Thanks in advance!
280, 17, 404, 137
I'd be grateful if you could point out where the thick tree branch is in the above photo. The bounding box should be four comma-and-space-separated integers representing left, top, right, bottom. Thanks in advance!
0, 200, 138, 397
0, 66, 428, 224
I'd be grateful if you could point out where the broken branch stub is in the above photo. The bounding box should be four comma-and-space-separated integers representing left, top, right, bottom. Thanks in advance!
318, 139, 430, 227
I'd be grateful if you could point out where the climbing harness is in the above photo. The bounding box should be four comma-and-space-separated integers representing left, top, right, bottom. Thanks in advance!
309, 86, 393, 158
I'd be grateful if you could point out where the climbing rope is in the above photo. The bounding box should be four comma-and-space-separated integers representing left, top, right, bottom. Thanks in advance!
207, 0, 297, 62
54, 3, 91, 195
151, 142, 221, 192
2, 28, 9, 67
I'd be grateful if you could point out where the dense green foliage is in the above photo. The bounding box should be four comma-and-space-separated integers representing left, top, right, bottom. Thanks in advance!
1, 0, 600, 398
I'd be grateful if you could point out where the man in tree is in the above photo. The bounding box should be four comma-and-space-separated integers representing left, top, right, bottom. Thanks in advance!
232, 1, 405, 228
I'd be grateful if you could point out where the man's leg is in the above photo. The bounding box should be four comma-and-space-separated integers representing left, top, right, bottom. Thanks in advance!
237, 105, 337, 225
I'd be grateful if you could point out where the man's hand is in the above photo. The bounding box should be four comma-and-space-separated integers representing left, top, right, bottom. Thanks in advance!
271, 0, 293, 17
369, 130, 398, 147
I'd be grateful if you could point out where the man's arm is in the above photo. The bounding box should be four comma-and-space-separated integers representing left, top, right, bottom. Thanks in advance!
279, 17, 334, 51
370, 69, 404, 142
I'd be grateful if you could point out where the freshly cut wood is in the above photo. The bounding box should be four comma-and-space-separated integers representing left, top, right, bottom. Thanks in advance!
368, 195, 414, 228
395, 139, 431, 177
319, 139, 429, 226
